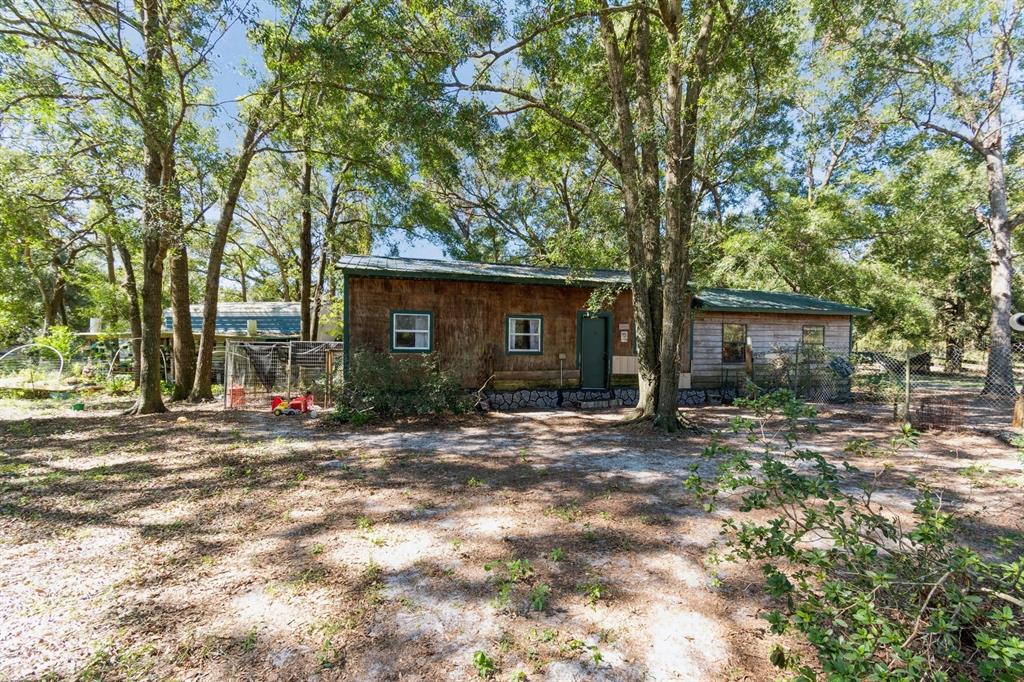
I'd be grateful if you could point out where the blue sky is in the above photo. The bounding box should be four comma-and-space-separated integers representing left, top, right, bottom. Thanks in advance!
207, 4, 448, 261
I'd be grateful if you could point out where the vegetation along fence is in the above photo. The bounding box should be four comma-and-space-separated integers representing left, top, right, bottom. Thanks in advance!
0, 343, 67, 391
857, 345, 1024, 432
223, 340, 343, 412
730, 342, 1024, 432
218, 338, 1024, 431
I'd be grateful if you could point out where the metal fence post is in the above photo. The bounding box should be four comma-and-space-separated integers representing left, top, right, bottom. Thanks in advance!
903, 348, 912, 424
224, 342, 231, 410
794, 343, 801, 396
286, 342, 293, 398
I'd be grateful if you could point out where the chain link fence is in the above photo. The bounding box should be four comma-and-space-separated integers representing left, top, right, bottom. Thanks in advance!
223, 340, 342, 412
851, 345, 1024, 432
725, 342, 1024, 432
218, 338, 1024, 431
715, 344, 856, 404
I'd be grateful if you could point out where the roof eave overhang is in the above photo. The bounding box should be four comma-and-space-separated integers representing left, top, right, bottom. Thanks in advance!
340, 267, 628, 289
696, 305, 871, 316
341, 268, 869, 315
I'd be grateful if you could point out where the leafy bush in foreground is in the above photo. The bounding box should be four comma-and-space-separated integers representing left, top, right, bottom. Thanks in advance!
687, 390, 1024, 680
329, 350, 471, 423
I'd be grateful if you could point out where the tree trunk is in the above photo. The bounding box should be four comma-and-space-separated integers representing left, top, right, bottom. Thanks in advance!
104, 234, 117, 285
312, 245, 328, 340
38, 276, 65, 333
238, 253, 248, 302
597, 5, 661, 420
191, 120, 263, 401
281, 270, 294, 300
654, 4, 712, 430
944, 337, 963, 374
40, 293, 54, 333
655, 5, 685, 429
941, 292, 965, 374
130, 232, 169, 415
633, 9, 668, 425
169, 241, 195, 400
127, 0, 171, 415
116, 241, 143, 388
982, 147, 1015, 397
58, 290, 68, 326
312, 181, 341, 341
299, 155, 314, 341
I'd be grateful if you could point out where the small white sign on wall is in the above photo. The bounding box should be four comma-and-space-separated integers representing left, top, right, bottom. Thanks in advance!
620, 330, 628, 343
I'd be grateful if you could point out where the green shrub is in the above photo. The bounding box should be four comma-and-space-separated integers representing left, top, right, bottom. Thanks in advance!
104, 374, 134, 395
33, 325, 80, 360
529, 582, 551, 611
329, 350, 471, 423
853, 372, 904, 405
472, 650, 496, 678
687, 390, 1024, 680
484, 557, 536, 610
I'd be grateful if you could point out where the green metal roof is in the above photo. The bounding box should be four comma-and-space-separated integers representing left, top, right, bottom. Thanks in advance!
337, 255, 631, 287
338, 255, 869, 316
694, 288, 870, 316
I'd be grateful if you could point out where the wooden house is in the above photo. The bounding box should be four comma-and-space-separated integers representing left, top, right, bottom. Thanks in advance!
338, 255, 870, 393
161, 301, 339, 340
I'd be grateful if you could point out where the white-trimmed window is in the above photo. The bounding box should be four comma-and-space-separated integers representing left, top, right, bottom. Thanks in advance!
391, 311, 432, 352
802, 325, 825, 347
507, 316, 542, 354
722, 323, 747, 363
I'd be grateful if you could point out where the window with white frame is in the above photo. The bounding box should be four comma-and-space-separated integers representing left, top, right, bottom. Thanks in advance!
507, 316, 542, 353
391, 311, 432, 351
802, 325, 825, 347
722, 323, 747, 363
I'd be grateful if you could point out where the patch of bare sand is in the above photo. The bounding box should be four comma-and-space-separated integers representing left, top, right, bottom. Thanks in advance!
0, 401, 1020, 680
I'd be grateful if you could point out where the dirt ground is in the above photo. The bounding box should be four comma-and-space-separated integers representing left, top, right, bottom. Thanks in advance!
1, 397, 1021, 681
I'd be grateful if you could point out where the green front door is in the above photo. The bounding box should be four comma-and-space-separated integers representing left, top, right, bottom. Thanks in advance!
578, 314, 609, 389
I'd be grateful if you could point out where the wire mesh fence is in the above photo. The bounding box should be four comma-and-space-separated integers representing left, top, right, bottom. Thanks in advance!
0, 343, 66, 390
851, 346, 1024, 432
218, 336, 1024, 432
726, 342, 1024, 432
716, 344, 855, 405
737, 339, 1024, 430
223, 340, 342, 412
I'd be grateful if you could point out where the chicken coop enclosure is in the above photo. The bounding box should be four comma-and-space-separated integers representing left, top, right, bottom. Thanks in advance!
222, 340, 343, 412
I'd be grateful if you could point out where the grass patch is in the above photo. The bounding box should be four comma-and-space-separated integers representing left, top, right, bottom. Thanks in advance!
240, 626, 258, 653
546, 502, 581, 523
76, 639, 158, 681
577, 578, 605, 607
472, 650, 496, 678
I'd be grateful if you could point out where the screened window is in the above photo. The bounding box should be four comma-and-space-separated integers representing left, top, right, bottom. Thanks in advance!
802, 325, 825, 347
508, 316, 542, 353
391, 311, 432, 351
722, 323, 747, 363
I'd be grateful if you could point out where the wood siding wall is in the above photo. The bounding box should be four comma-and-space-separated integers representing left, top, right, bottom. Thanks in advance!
690, 312, 851, 388
346, 274, 854, 390
346, 275, 634, 387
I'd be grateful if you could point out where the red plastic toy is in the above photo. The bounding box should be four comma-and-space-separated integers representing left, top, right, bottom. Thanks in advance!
271, 392, 314, 415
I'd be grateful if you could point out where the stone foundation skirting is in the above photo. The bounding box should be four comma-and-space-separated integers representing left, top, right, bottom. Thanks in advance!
481, 387, 738, 411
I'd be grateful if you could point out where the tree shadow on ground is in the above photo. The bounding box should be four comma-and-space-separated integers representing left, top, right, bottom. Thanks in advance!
1, 403, 1019, 680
